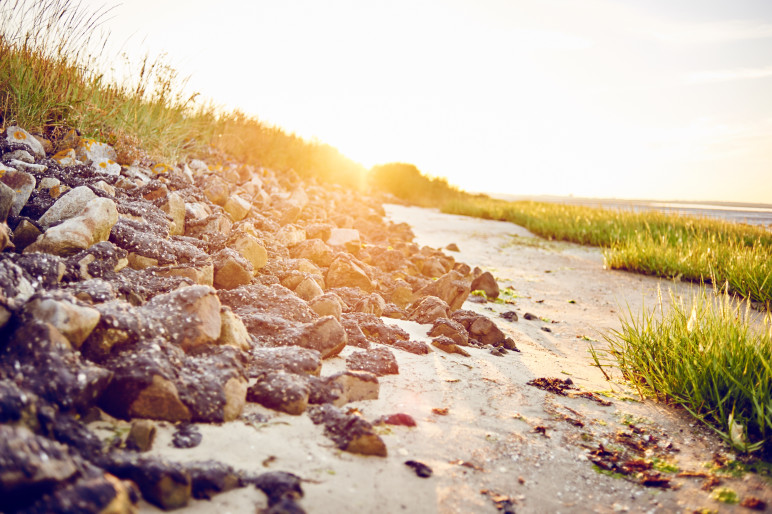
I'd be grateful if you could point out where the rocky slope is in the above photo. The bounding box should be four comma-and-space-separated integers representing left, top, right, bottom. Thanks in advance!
0, 126, 516, 513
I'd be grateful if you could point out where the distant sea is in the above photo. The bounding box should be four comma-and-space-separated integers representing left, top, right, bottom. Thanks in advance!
489, 194, 772, 228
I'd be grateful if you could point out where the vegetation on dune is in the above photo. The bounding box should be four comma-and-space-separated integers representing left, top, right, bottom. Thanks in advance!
0, 0, 364, 186
369, 162, 474, 207
592, 288, 772, 457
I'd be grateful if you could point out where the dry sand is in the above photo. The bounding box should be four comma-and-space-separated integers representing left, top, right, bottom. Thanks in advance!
120, 204, 770, 513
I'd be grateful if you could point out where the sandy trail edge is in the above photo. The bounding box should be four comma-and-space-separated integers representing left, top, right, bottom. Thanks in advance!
115, 203, 770, 513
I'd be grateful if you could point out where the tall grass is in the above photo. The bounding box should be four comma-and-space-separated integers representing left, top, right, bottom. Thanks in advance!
441, 197, 772, 306
592, 288, 772, 457
0, 0, 365, 185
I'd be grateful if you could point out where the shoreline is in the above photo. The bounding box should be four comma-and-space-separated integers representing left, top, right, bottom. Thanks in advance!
131, 204, 770, 513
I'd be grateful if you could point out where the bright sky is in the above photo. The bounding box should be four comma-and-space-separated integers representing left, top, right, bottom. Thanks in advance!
85, 0, 771, 203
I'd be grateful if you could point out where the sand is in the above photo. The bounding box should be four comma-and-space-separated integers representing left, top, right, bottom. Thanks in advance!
118, 203, 770, 513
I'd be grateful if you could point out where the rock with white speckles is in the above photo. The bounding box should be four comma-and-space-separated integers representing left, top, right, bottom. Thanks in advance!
247, 371, 310, 415
25, 197, 119, 256
143, 285, 222, 353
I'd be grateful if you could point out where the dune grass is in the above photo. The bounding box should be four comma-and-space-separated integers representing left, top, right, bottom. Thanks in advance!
0, 0, 364, 184
441, 197, 772, 307
591, 287, 772, 457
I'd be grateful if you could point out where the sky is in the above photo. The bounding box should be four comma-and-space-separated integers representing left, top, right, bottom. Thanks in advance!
81, 0, 772, 203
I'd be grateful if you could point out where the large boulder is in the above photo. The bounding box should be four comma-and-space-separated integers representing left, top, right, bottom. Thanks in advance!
25, 198, 119, 257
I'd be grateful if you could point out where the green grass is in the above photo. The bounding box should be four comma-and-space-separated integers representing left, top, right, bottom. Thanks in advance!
591, 287, 772, 457
441, 197, 772, 306
0, 0, 364, 185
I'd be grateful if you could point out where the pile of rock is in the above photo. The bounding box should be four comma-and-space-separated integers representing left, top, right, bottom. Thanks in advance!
0, 125, 513, 512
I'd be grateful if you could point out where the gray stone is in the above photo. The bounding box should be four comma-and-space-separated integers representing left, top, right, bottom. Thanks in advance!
5, 126, 45, 158
37, 185, 97, 229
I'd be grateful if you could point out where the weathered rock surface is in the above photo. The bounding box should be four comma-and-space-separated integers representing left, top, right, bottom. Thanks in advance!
346, 346, 399, 376
307, 404, 387, 457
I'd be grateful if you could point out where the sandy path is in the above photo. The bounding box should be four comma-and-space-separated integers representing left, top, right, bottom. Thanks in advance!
128, 204, 770, 513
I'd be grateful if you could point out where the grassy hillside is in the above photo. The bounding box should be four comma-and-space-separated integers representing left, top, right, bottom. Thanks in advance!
0, 0, 365, 187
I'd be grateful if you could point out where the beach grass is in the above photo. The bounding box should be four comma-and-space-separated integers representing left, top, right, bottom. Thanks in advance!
0, 0, 364, 185
591, 287, 772, 457
441, 197, 772, 306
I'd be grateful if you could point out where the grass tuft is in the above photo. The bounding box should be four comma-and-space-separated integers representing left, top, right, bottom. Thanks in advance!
591, 287, 772, 457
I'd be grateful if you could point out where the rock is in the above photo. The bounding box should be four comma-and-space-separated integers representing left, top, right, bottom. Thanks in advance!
0, 168, 36, 218
101, 373, 191, 423
0, 380, 38, 426
127, 252, 158, 269
0, 181, 14, 222
326, 255, 374, 293
415, 270, 470, 311
91, 157, 121, 175
126, 420, 157, 452
144, 285, 222, 353
295, 316, 347, 359
224, 194, 251, 221
186, 460, 242, 500
346, 346, 398, 376
0, 258, 36, 327
432, 336, 471, 357
21, 293, 101, 348
307, 404, 387, 457
247, 371, 310, 415
470, 271, 500, 299
327, 228, 360, 249
289, 239, 333, 267
248, 471, 304, 507
219, 284, 318, 324
25, 197, 119, 257
249, 347, 322, 377
524, 312, 538, 321
185, 213, 232, 242
408, 296, 451, 324
11, 219, 41, 251
304, 223, 332, 241
0, 222, 12, 252
230, 232, 267, 273
159, 191, 186, 236
294, 276, 324, 301
5, 125, 45, 158
353, 293, 386, 317
451, 310, 509, 346
308, 293, 344, 320
405, 460, 433, 478
25, 472, 140, 514
389, 339, 432, 355
500, 311, 518, 322
3, 321, 113, 412
76, 137, 118, 164
172, 423, 203, 449
374, 413, 416, 427
105, 454, 191, 510
275, 224, 306, 247
445, 243, 460, 252
213, 248, 253, 290
154, 262, 214, 286
202, 176, 230, 205
218, 307, 251, 351
428, 318, 469, 346
52, 148, 80, 166
326, 370, 379, 406
36, 185, 97, 229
